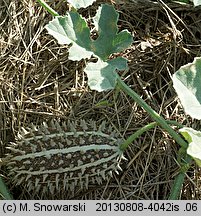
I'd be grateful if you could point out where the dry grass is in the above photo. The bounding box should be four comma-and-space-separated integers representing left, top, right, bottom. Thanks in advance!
0, 0, 201, 199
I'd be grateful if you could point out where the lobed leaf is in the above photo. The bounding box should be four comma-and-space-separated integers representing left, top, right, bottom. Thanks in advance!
92, 4, 133, 60
84, 57, 128, 92
45, 13, 93, 61
172, 57, 201, 119
45, 4, 133, 91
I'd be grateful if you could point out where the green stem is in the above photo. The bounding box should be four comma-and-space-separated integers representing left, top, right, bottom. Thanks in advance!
0, 176, 13, 200
168, 154, 192, 200
36, 0, 59, 16
120, 122, 157, 151
116, 75, 188, 150
120, 120, 184, 151
116, 76, 191, 200
169, 172, 185, 200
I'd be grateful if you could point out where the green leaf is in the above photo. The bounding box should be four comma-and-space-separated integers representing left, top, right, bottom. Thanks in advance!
177, 0, 201, 6
45, 4, 133, 91
68, 0, 96, 9
179, 127, 201, 167
84, 57, 128, 92
172, 57, 201, 119
92, 4, 133, 60
192, 0, 201, 6
45, 14, 93, 60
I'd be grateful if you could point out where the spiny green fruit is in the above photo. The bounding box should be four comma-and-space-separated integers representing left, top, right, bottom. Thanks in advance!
4, 120, 125, 195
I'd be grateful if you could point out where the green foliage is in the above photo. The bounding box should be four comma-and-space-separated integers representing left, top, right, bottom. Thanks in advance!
180, 127, 201, 167
85, 57, 128, 91
173, 57, 201, 167
193, 0, 201, 6
0, 177, 13, 200
32, 0, 198, 200
174, 0, 201, 6
172, 57, 201, 120
92, 5, 133, 61
68, 0, 96, 9
45, 4, 133, 91
45, 13, 93, 60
